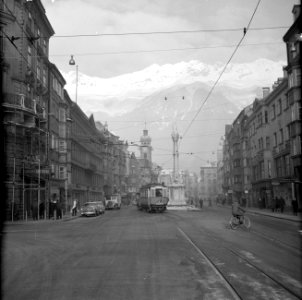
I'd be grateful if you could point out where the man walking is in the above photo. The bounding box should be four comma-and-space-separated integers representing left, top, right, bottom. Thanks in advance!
72, 199, 78, 216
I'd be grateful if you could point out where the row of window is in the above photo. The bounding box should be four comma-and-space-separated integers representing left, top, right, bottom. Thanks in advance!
52, 75, 64, 99
50, 164, 66, 180
27, 11, 48, 54
251, 154, 291, 182
71, 166, 103, 187
27, 46, 47, 87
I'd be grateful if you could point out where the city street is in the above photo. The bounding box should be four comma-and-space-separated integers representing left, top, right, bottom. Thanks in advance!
2, 205, 301, 300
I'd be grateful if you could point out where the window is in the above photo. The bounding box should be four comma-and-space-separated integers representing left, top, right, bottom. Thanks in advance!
260, 161, 264, 179
234, 175, 241, 184
277, 99, 282, 115
271, 104, 276, 120
265, 136, 270, 149
36, 60, 41, 80
291, 102, 301, 121
276, 157, 282, 177
28, 11, 33, 29
37, 28, 41, 45
59, 140, 66, 152
289, 68, 301, 88
257, 113, 262, 127
279, 129, 284, 145
285, 125, 290, 141
59, 108, 66, 122
42, 67, 47, 86
273, 132, 277, 147
264, 111, 268, 123
268, 161, 272, 178
27, 46, 32, 67
59, 166, 66, 179
258, 138, 263, 150
43, 39, 47, 53
51, 135, 55, 149
233, 159, 240, 168
293, 136, 301, 155
285, 155, 290, 176
243, 158, 247, 167
284, 96, 289, 110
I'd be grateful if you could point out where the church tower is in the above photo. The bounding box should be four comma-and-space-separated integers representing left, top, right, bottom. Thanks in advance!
140, 129, 152, 162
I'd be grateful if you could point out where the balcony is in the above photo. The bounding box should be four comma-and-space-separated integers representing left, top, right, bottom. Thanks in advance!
2, 93, 39, 116
272, 141, 291, 158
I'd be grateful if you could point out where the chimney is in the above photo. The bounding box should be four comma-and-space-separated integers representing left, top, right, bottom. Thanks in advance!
283, 66, 288, 78
292, 5, 300, 21
262, 87, 270, 98
272, 82, 278, 90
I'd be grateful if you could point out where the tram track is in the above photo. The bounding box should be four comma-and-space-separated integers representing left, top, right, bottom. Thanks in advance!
166, 211, 302, 299
249, 228, 301, 254
177, 227, 243, 300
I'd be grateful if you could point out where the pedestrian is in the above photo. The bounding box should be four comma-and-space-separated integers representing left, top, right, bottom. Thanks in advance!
258, 197, 262, 209
280, 197, 285, 213
275, 197, 280, 213
72, 199, 78, 216
292, 199, 298, 216
52, 194, 58, 220
271, 197, 276, 212
32, 202, 38, 220
57, 201, 62, 219
39, 202, 45, 219
199, 198, 203, 209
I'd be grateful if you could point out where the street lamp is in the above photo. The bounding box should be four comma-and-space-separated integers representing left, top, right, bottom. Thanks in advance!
69, 55, 78, 104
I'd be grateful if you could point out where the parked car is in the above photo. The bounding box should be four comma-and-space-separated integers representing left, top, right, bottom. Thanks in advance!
105, 194, 121, 210
89, 201, 105, 215
80, 202, 100, 217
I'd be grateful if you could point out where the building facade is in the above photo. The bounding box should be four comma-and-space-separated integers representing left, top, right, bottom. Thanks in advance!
221, 5, 301, 210
1, 0, 54, 220
200, 166, 217, 206
283, 4, 301, 209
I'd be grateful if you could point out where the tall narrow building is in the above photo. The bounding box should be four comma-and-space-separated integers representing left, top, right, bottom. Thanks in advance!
139, 128, 153, 186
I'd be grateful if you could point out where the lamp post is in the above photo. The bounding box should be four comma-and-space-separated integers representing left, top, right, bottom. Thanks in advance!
69, 55, 78, 104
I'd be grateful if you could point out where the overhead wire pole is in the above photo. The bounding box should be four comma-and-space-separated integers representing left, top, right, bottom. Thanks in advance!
180, 0, 262, 142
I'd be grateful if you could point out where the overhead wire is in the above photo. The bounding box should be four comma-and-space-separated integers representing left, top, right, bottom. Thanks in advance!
180, 0, 262, 141
8, 25, 288, 39
3, 41, 283, 59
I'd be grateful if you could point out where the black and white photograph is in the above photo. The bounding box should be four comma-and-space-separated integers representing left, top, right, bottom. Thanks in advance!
1, 0, 301, 299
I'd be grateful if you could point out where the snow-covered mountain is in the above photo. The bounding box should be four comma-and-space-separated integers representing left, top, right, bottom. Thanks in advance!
62, 58, 285, 116
61, 58, 285, 172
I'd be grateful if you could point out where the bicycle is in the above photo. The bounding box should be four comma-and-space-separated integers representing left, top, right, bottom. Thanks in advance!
229, 214, 251, 230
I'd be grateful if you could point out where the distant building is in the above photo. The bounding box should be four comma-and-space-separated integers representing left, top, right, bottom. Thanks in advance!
200, 166, 217, 205
138, 128, 153, 186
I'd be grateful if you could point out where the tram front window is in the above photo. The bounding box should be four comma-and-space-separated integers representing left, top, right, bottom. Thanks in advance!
155, 189, 162, 197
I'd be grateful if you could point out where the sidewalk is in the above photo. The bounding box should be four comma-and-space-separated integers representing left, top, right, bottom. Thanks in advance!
3, 213, 79, 226
218, 204, 301, 223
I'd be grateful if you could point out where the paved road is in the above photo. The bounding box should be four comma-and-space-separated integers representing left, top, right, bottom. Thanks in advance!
2, 205, 301, 300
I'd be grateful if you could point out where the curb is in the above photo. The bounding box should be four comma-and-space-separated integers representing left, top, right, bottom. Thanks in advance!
247, 210, 301, 223
3, 215, 79, 226
217, 204, 301, 223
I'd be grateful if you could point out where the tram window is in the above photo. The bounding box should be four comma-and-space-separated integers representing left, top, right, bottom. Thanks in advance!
155, 189, 162, 197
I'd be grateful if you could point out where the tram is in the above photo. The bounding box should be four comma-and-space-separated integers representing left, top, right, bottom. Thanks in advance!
137, 183, 169, 213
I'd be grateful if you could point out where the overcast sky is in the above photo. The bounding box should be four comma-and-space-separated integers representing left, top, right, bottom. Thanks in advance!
43, 0, 299, 78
